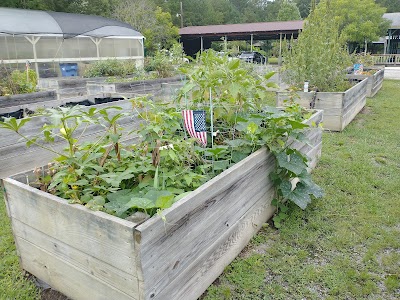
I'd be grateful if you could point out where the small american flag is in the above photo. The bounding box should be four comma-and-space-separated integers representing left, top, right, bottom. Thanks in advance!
182, 110, 207, 146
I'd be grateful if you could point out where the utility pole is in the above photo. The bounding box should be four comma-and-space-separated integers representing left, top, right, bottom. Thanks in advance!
180, 1, 184, 28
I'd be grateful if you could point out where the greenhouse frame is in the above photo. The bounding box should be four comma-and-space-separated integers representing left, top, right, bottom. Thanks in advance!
0, 8, 144, 78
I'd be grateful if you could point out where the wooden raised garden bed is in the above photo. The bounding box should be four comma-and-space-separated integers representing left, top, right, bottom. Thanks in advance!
276, 78, 368, 132
0, 99, 140, 179
346, 67, 384, 98
86, 76, 183, 100
2, 110, 322, 300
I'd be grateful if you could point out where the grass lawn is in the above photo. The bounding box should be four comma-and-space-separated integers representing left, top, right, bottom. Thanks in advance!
1, 80, 399, 299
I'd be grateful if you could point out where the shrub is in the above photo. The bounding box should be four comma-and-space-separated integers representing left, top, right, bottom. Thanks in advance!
282, 1, 352, 92
0, 69, 37, 96
144, 50, 174, 78
83, 59, 138, 78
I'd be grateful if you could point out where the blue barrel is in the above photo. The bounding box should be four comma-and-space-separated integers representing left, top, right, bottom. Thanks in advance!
59, 63, 78, 77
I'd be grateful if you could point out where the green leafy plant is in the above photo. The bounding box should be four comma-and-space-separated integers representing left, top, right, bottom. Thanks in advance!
282, 1, 352, 92
144, 49, 175, 78
0, 50, 323, 227
83, 59, 138, 78
0, 68, 37, 96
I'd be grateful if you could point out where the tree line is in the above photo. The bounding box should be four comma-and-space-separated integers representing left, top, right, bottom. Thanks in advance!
2, 0, 398, 54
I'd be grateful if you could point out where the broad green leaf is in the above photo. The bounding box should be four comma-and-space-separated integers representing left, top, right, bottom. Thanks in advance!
105, 189, 136, 216
73, 179, 89, 186
228, 59, 240, 70
276, 152, 307, 175
213, 160, 230, 171
247, 122, 258, 134
224, 139, 247, 149
174, 191, 192, 202
183, 174, 192, 186
180, 82, 197, 94
287, 119, 308, 130
86, 196, 106, 211
127, 197, 156, 210
264, 71, 276, 80
280, 181, 312, 210
144, 189, 172, 201
205, 147, 228, 158
155, 194, 175, 209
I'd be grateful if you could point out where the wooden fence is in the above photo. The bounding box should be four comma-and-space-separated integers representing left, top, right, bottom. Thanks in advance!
372, 54, 400, 65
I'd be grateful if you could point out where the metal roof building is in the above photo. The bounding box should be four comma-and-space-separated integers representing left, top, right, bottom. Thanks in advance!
0, 8, 144, 78
179, 20, 304, 56
383, 13, 400, 54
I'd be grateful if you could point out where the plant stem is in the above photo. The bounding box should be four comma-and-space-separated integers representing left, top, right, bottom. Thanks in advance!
16, 132, 67, 158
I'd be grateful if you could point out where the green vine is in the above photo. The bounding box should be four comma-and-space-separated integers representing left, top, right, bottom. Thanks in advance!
0, 50, 323, 227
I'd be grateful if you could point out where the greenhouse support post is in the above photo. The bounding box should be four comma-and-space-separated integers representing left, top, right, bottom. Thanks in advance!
25, 36, 40, 76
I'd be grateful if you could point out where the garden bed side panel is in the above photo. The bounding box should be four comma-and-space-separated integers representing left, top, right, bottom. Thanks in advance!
369, 68, 384, 97
346, 68, 384, 98
2, 111, 322, 300
276, 79, 367, 131
340, 78, 368, 130
136, 148, 277, 300
0, 99, 140, 179
86, 76, 183, 100
277, 91, 343, 131
134, 112, 323, 300
2, 178, 141, 300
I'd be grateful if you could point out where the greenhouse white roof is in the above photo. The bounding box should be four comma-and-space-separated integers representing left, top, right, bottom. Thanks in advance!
0, 7, 143, 38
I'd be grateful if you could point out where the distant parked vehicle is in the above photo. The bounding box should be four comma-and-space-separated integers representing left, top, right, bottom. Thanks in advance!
238, 51, 267, 64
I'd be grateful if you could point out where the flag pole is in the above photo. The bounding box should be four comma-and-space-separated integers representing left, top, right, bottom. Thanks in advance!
209, 87, 214, 149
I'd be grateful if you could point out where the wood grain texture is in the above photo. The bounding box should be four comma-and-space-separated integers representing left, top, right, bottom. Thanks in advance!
12, 218, 139, 297
2, 109, 323, 300
346, 68, 384, 98
0, 99, 141, 179
277, 80, 367, 131
16, 237, 138, 300
136, 148, 275, 299
134, 111, 322, 299
152, 192, 276, 300
3, 179, 138, 276
369, 69, 384, 98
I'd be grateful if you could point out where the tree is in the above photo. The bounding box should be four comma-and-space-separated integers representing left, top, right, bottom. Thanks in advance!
114, 0, 178, 53
277, 0, 302, 21
113, 0, 158, 34
142, 7, 179, 53
328, 0, 391, 45
376, 0, 400, 13
283, 0, 351, 92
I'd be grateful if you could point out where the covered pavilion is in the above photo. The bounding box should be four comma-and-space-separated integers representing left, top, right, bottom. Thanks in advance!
179, 20, 304, 57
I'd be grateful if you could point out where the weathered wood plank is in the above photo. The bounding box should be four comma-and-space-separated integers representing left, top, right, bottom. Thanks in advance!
0, 99, 136, 147
12, 218, 139, 297
15, 237, 138, 300
149, 190, 276, 300
0, 98, 144, 178
341, 95, 366, 130
135, 116, 321, 298
346, 68, 384, 98
138, 151, 275, 296
277, 80, 367, 131
343, 78, 367, 110
370, 69, 384, 97
0, 124, 140, 179
3, 178, 138, 275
